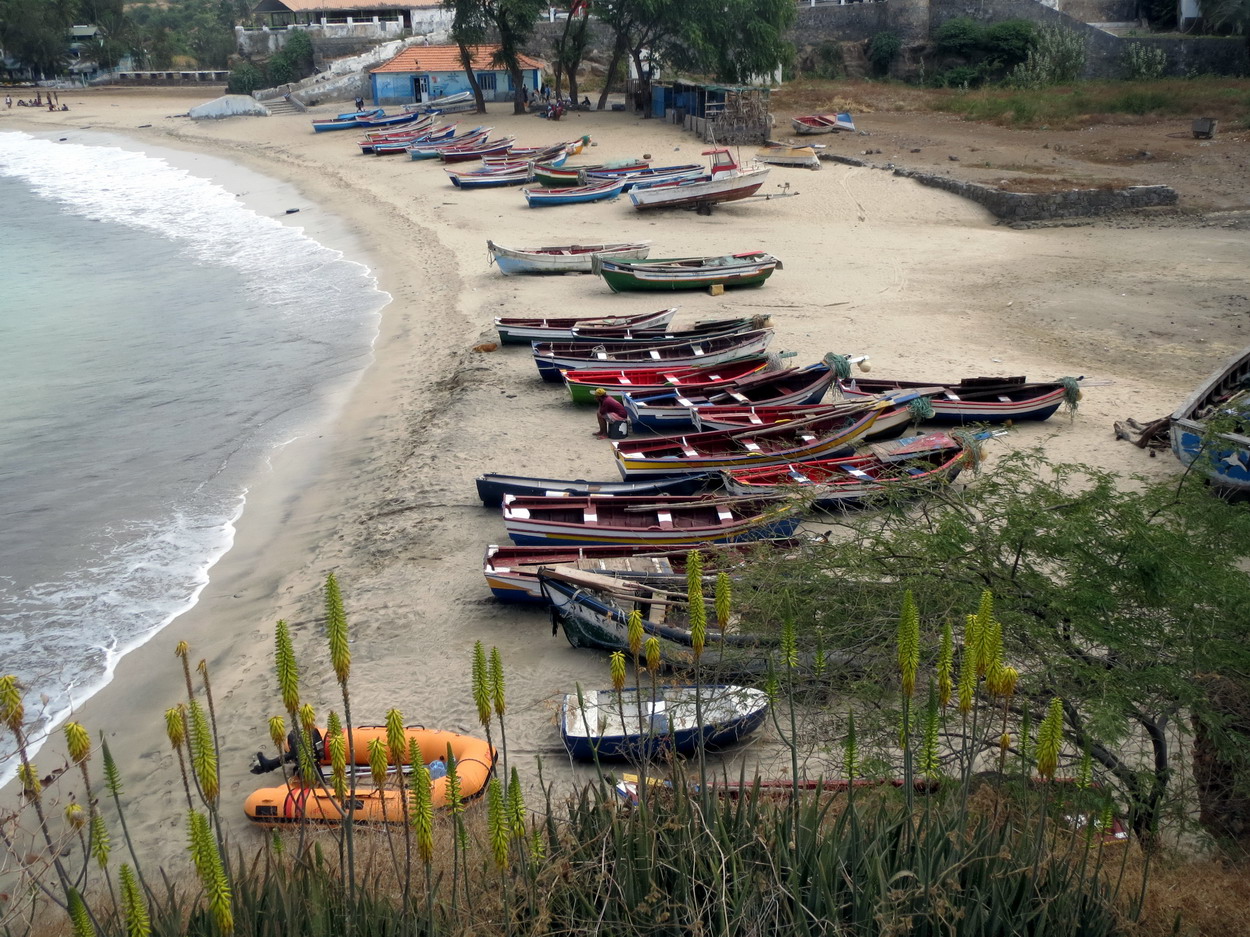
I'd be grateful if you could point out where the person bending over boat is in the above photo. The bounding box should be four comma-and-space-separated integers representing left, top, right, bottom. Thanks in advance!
593, 387, 628, 438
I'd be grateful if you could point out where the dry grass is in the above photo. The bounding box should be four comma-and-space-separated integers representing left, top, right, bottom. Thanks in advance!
1122, 851, 1250, 937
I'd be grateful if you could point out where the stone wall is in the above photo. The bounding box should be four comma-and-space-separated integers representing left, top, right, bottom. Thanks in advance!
793, 4, 892, 43
826, 155, 1180, 220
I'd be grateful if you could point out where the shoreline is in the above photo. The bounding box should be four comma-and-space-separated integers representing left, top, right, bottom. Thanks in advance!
2, 89, 1248, 868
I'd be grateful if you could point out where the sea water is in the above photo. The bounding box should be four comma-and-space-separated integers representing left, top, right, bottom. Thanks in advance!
0, 131, 387, 781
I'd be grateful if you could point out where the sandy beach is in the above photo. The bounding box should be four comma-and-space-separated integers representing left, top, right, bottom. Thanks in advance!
2, 87, 1248, 868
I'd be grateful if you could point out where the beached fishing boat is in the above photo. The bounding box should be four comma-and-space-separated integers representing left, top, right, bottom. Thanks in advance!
406, 127, 492, 159
564, 356, 773, 405
356, 117, 437, 153
481, 539, 794, 603
533, 157, 650, 188
501, 493, 798, 546
754, 144, 821, 169
559, 684, 770, 761
690, 402, 916, 442
535, 329, 773, 382
835, 375, 1082, 424
404, 90, 475, 114
356, 110, 426, 130
1169, 344, 1250, 496
592, 252, 781, 293
439, 136, 516, 162
720, 432, 975, 508
791, 112, 856, 135
581, 163, 707, 190
243, 726, 495, 826
628, 149, 770, 211
482, 136, 586, 164
311, 108, 384, 132
611, 409, 884, 479
494, 307, 677, 344
531, 317, 768, 348
476, 472, 716, 509
522, 177, 626, 207
622, 360, 841, 431
487, 240, 651, 276
446, 163, 533, 189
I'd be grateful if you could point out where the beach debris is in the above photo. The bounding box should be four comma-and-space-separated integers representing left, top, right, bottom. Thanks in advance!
285, 208, 300, 214
473, 342, 499, 353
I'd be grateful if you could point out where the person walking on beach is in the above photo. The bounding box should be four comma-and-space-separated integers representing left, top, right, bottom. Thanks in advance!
4, 96, 11, 109
592, 387, 628, 438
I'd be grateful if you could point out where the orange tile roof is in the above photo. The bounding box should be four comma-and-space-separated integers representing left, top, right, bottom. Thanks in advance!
372, 44, 544, 74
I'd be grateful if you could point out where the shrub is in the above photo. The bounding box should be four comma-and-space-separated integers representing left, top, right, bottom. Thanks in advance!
867, 31, 902, 77
1009, 25, 1087, 88
982, 19, 1038, 69
226, 61, 265, 95
1120, 42, 1169, 80
934, 16, 984, 58
931, 63, 990, 88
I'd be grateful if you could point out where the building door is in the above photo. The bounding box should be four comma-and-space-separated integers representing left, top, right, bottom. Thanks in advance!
415, 75, 429, 102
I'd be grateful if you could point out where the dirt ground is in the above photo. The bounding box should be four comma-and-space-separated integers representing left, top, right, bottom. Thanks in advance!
770, 91, 1250, 214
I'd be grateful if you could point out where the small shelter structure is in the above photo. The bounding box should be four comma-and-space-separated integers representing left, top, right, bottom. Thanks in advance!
370, 44, 542, 105
250, 0, 433, 30
650, 80, 772, 145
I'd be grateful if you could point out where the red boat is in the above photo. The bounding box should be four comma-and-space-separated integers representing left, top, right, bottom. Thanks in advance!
563, 356, 772, 404
439, 137, 516, 163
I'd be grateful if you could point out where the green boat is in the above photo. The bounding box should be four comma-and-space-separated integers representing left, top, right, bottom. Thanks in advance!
591, 252, 781, 293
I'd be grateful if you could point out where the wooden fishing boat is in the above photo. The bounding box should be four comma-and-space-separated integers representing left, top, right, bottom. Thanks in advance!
501, 493, 798, 546
563, 356, 773, 405
691, 401, 916, 443
720, 432, 975, 508
439, 136, 516, 162
406, 127, 492, 159
476, 472, 716, 509
538, 565, 802, 676
835, 375, 1082, 424
483, 136, 586, 164
356, 117, 437, 153
622, 360, 840, 431
754, 144, 820, 169
611, 409, 883, 479
311, 108, 384, 132
535, 329, 773, 382
404, 90, 475, 114
487, 240, 651, 276
532, 316, 768, 348
559, 684, 770, 761
1169, 344, 1250, 496
243, 726, 495, 827
522, 177, 626, 207
371, 133, 451, 155
446, 163, 533, 189
791, 112, 856, 135
494, 307, 677, 345
356, 110, 426, 130
532, 157, 650, 188
592, 251, 781, 293
581, 163, 706, 191
481, 539, 793, 603
629, 149, 770, 211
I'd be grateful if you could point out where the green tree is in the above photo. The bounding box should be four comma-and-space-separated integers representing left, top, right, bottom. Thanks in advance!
767, 451, 1250, 842
867, 30, 901, 77
0, 0, 76, 77
550, 1, 591, 102
486, 0, 545, 114
675, 0, 795, 85
442, 0, 488, 112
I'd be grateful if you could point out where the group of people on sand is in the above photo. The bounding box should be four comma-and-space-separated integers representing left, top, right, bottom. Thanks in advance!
5, 95, 67, 111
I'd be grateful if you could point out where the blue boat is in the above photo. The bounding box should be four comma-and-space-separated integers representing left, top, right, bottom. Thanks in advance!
581, 163, 707, 191
311, 109, 384, 132
475, 472, 716, 508
559, 684, 770, 761
356, 110, 426, 130
446, 163, 532, 189
522, 177, 626, 207
1169, 344, 1250, 497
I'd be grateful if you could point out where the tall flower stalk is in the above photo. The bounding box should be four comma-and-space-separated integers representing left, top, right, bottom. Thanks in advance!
896, 591, 920, 814
325, 572, 357, 931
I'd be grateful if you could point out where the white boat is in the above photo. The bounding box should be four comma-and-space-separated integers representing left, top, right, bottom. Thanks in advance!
754, 145, 820, 169
1169, 345, 1250, 496
791, 112, 856, 135
487, 240, 651, 276
629, 149, 769, 211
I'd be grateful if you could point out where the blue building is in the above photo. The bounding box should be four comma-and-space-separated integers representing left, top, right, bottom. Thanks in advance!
370, 44, 543, 106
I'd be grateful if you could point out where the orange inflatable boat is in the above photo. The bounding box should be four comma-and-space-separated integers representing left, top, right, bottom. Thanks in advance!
243, 726, 496, 827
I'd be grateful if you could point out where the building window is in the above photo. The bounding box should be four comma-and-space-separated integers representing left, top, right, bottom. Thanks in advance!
477, 72, 496, 91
